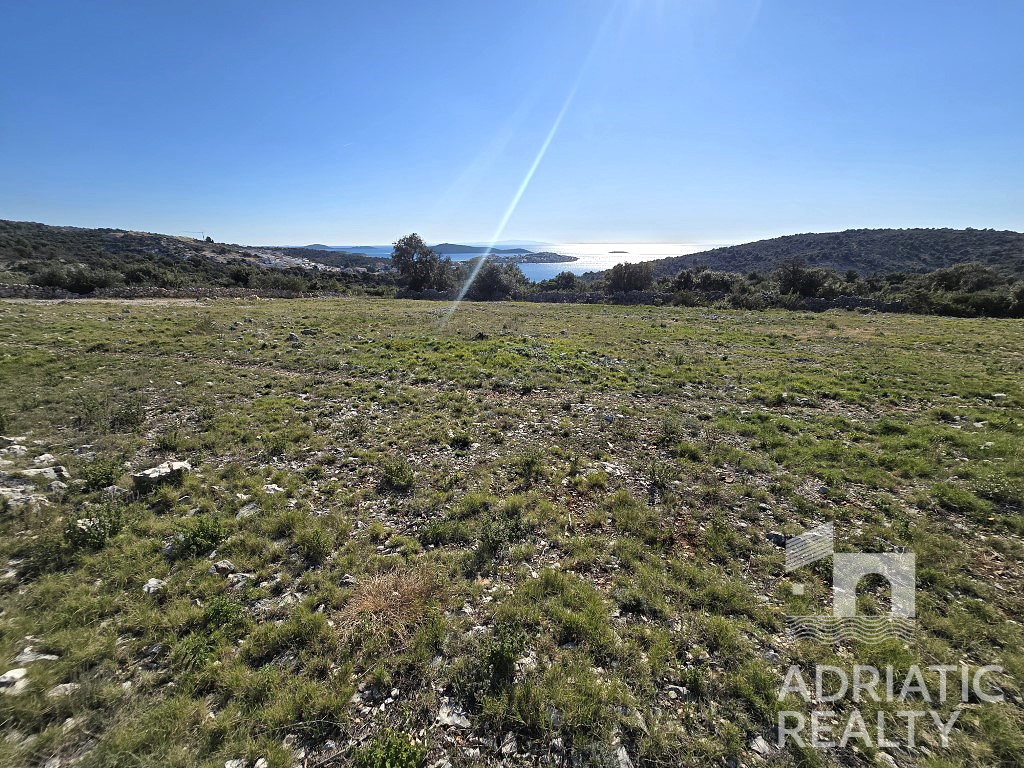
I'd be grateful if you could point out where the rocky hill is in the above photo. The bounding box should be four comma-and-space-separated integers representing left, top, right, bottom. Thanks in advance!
638, 228, 1024, 278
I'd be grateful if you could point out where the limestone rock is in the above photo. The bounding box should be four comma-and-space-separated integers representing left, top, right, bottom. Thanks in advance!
132, 460, 191, 493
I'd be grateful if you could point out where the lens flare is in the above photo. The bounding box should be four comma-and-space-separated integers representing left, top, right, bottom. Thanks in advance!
440, 4, 619, 327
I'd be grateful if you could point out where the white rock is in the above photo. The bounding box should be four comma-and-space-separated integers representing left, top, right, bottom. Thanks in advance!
33, 454, 56, 466
500, 732, 517, 756
224, 760, 247, 768
132, 460, 191, 492
750, 735, 773, 756
437, 702, 471, 728
262, 483, 285, 494
0, 668, 28, 695
47, 683, 80, 698
209, 559, 236, 575
19, 466, 69, 481
15, 647, 59, 663
143, 578, 167, 595
236, 502, 258, 519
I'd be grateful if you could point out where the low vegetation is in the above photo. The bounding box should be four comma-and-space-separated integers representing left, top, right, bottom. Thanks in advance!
4, 221, 1024, 317
0, 298, 1020, 767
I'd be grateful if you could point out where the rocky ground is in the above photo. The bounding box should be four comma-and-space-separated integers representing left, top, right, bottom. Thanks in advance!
0, 298, 1021, 768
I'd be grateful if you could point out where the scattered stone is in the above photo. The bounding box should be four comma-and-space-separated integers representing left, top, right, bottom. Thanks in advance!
0, 444, 27, 457
132, 460, 191, 493
437, 702, 471, 728
16, 647, 59, 663
47, 683, 80, 698
227, 573, 254, 589
500, 732, 517, 756
48, 480, 68, 495
19, 466, 69, 481
0, 668, 28, 695
33, 453, 56, 466
287, 332, 300, 341
209, 559, 236, 576
300, 328, 318, 336
750, 735, 773, 756
225, 760, 247, 768
766, 531, 787, 547
616, 745, 635, 768
143, 578, 167, 595
236, 502, 259, 519
254, 760, 268, 768
262, 483, 285, 494
876, 754, 898, 768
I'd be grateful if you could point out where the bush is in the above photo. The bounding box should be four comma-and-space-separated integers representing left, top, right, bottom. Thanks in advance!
171, 516, 226, 559
81, 455, 123, 491
514, 447, 546, 486
378, 456, 414, 493
65, 503, 125, 551
351, 729, 427, 768
295, 524, 333, 565
932, 482, 995, 519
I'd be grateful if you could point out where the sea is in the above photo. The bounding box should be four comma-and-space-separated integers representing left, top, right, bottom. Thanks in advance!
499, 242, 726, 282
334, 242, 728, 283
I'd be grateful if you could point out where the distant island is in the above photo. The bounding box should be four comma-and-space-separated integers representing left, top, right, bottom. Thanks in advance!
432, 243, 531, 255
609, 250, 628, 254
297, 241, 577, 265
479, 251, 577, 265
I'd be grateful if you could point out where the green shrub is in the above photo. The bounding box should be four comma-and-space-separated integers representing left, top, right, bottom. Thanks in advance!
932, 482, 995, 519
64, 503, 125, 551
419, 519, 473, 546
351, 729, 427, 768
295, 524, 333, 565
515, 446, 546, 485
81, 455, 123, 491
110, 393, 146, 432
201, 595, 251, 638
378, 455, 415, 493
171, 516, 226, 559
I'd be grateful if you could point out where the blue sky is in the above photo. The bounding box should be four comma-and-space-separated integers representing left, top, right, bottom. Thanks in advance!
1, 1, 1021, 245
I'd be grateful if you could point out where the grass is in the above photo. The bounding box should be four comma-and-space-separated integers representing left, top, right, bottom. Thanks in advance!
0, 297, 1021, 767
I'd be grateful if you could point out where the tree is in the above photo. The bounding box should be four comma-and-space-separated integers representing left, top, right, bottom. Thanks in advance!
606, 262, 653, 293
391, 233, 445, 292
552, 271, 578, 290
466, 262, 527, 300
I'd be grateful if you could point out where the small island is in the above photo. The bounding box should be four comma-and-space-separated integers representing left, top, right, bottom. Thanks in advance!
467, 251, 578, 265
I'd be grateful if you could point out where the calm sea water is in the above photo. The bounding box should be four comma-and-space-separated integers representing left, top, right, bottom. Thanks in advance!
508, 243, 725, 282
349, 242, 726, 283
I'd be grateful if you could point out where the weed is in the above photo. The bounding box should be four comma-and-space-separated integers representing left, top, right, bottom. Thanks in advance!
378, 455, 415, 493
351, 729, 427, 768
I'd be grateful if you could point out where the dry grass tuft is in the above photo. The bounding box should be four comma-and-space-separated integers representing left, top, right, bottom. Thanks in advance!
339, 565, 443, 650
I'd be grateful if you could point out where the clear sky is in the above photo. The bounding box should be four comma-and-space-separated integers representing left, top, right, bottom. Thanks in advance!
1, 1, 1021, 246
